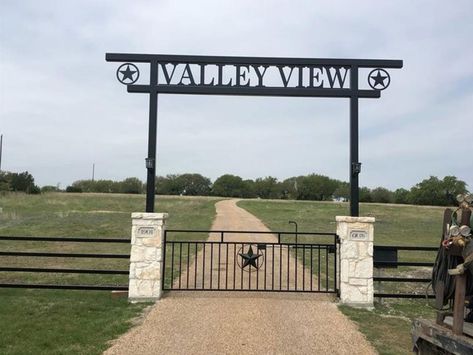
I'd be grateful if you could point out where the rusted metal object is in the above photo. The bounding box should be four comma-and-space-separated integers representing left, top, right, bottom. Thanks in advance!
412, 318, 473, 354
453, 274, 467, 336
413, 194, 473, 352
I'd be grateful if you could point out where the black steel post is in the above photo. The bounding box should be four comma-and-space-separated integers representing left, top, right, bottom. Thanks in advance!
146, 61, 158, 212
350, 65, 360, 217
289, 221, 298, 244
106, 53, 403, 217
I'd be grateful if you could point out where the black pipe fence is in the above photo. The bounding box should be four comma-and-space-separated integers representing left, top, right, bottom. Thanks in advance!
373, 245, 437, 299
0, 235, 130, 291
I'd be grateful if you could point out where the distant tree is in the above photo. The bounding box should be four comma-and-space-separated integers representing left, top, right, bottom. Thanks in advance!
359, 187, 372, 202
280, 176, 303, 200
333, 182, 350, 201
371, 187, 394, 203
29, 185, 41, 194
70, 179, 120, 193
41, 185, 60, 193
94, 180, 117, 193
155, 175, 170, 195
155, 174, 181, 195
66, 185, 82, 193
442, 176, 468, 201
242, 179, 257, 198
409, 176, 468, 206
393, 188, 410, 204
254, 176, 280, 199
212, 174, 247, 197
297, 174, 338, 201
120, 177, 143, 194
175, 174, 212, 196
0, 171, 11, 191
155, 174, 211, 196
72, 180, 95, 192
8, 171, 40, 194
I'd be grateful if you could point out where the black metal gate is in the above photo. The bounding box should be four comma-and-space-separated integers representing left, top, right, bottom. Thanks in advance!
162, 230, 338, 293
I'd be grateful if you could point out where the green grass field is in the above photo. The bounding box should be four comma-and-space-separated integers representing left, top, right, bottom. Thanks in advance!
0, 192, 220, 355
0, 194, 446, 354
237, 199, 441, 355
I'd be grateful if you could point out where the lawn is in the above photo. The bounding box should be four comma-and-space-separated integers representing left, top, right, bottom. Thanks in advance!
0, 194, 446, 354
237, 198, 442, 355
237, 199, 445, 246
0, 192, 220, 355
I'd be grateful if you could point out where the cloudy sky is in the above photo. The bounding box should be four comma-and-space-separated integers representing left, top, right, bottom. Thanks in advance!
1, 0, 472, 190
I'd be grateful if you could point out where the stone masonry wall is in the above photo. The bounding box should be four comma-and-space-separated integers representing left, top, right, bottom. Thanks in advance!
129, 212, 168, 302
336, 216, 375, 308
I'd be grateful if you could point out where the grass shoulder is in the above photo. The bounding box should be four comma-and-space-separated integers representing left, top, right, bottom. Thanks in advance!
0, 193, 220, 354
237, 198, 442, 354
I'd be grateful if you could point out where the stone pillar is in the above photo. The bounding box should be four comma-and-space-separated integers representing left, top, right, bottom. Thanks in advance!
129, 212, 168, 302
336, 216, 375, 308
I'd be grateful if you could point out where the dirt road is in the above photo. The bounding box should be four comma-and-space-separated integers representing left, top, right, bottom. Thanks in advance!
172, 200, 318, 292
105, 199, 375, 355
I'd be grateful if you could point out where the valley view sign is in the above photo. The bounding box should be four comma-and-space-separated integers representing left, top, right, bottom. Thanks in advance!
106, 53, 403, 215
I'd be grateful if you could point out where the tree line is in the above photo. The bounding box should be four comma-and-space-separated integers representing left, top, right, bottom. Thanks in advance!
69, 173, 468, 206
156, 173, 468, 206
0, 171, 40, 194
0, 170, 468, 207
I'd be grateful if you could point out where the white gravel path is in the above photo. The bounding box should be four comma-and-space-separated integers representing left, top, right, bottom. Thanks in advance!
105, 199, 376, 355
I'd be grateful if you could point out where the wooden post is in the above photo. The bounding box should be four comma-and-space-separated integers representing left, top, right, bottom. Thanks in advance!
435, 280, 445, 325
452, 273, 466, 335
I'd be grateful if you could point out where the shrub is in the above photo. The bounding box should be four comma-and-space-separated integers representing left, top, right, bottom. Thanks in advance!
66, 185, 82, 193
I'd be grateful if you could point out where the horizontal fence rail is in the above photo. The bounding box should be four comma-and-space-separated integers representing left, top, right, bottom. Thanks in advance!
0, 267, 129, 274
374, 293, 435, 299
373, 245, 437, 299
0, 235, 131, 243
0, 283, 128, 291
0, 235, 130, 291
0, 251, 130, 258
374, 261, 435, 267
163, 230, 338, 294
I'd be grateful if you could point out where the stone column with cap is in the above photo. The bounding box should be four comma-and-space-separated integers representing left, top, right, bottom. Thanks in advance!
336, 216, 375, 308
128, 212, 168, 302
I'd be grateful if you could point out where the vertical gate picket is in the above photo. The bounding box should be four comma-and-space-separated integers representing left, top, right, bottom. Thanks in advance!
161, 230, 338, 294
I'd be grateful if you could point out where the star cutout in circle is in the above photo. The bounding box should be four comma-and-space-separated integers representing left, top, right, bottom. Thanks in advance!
116, 63, 140, 85
368, 68, 390, 90
239, 245, 262, 269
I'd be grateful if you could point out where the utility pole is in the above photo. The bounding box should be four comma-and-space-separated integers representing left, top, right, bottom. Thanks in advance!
0, 134, 3, 172
92, 163, 95, 181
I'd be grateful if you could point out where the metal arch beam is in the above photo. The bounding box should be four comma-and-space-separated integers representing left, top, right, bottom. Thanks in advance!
106, 52, 403, 215
105, 53, 403, 69
126, 85, 381, 98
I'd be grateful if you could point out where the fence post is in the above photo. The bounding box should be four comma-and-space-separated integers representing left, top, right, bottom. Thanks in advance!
129, 212, 168, 302
336, 216, 375, 308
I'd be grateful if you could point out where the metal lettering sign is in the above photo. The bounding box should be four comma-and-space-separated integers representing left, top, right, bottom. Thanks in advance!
106, 53, 403, 215
350, 230, 368, 241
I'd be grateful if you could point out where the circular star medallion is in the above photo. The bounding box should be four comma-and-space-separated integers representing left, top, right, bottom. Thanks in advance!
368, 68, 390, 90
236, 244, 265, 271
116, 63, 140, 85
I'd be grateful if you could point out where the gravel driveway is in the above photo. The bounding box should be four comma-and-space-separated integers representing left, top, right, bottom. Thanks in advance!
105, 199, 376, 355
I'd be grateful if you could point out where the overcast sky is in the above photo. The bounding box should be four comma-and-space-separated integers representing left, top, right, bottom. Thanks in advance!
1, 0, 472, 190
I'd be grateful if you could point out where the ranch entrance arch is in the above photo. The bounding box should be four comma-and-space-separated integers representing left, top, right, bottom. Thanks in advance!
106, 53, 402, 216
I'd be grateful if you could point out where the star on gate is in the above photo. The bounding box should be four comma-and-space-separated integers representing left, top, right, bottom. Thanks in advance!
116, 63, 139, 85
239, 245, 262, 269
368, 68, 390, 90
